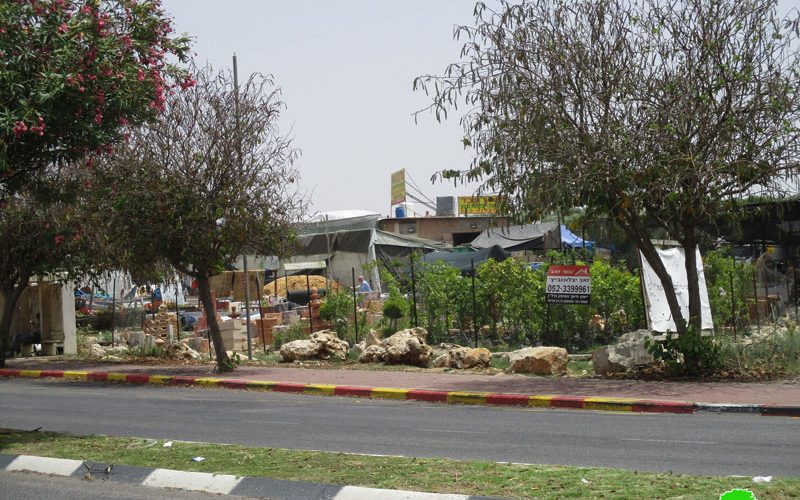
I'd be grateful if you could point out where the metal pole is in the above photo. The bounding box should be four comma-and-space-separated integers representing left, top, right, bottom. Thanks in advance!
174, 280, 181, 342
752, 265, 760, 334
306, 274, 313, 333
410, 250, 418, 328
110, 277, 116, 347
729, 268, 737, 340
352, 268, 358, 344
471, 258, 477, 348
233, 53, 253, 361
255, 276, 267, 354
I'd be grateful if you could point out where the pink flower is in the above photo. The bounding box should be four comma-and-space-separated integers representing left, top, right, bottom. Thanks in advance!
54, 235, 65, 245
180, 75, 196, 89
118, 117, 129, 125
12, 121, 27, 138
57, 22, 68, 34
94, 111, 103, 124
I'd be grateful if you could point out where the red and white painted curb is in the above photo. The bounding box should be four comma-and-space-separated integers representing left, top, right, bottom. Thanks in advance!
1, 368, 797, 417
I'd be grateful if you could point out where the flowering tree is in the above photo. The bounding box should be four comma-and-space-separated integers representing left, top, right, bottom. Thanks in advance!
94, 66, 307, 372
0, 0, 192, 196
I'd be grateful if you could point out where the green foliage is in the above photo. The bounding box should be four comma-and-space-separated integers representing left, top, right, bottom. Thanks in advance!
587, 259, 642, 342
477, 258, 545, 346
717, 326, 800, 376
319, 288, 354, 338
416, 261, 461, 342
704, 248, 753, 332
646, 327, 722, 376
273, 321, 306, 349
382, 282, 409, 333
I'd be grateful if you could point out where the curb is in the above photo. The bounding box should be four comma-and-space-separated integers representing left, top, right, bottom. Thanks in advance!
0, 453, 502, 499
2, 367, 798, 417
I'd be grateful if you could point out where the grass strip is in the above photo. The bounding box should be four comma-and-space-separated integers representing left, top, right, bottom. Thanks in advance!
0, 430, 797, 499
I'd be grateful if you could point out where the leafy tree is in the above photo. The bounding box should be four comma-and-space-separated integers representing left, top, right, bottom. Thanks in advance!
0, 0, 191, 196
0, 170, 101, 366
416, 260, 461, 341
477, 258, 544, 345
94, 66, 306, 372
416, 0, 800, 374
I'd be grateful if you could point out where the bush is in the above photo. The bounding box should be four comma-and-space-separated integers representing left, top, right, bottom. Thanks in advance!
319, 288, 355, 338
704, 247, 753, 333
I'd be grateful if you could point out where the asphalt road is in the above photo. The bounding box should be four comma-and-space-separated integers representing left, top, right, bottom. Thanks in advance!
1, 378, 798, 477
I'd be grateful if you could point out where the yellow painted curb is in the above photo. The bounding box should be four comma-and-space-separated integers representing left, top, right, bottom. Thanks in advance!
447, 392, 488, 405
107, 372, 127, 382
18, 370, 42, 378
193, 377, 221, 387
584, 397, 636, 412
61, 371, 88, 380
148, 375, 173, 385
528, 395, 555, 407
304, 384, 337, 396
371, 387, 409, 400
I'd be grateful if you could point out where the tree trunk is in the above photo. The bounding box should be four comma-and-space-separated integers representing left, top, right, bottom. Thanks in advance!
0, 281, 29, 368
616, 209, 688, 336
682, 233, 704, 374
195, 273, 231, 372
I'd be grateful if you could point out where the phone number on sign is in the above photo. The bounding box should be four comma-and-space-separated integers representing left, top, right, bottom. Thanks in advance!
546, 283, 591, 294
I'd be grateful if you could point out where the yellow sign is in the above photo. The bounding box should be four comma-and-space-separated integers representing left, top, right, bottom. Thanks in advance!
458, 195, 504, 215
391, 169, 406, 205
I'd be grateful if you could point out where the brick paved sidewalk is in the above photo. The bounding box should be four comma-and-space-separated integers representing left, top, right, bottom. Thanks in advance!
6, 357, 800, 406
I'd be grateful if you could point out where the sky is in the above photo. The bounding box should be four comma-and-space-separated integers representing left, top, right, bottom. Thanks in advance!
161, 0, 800, 219
161, 0, 482, 218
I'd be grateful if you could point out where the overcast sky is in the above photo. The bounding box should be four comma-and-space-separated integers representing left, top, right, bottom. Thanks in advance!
161, 0, 800, 218
161, 0, 480, 218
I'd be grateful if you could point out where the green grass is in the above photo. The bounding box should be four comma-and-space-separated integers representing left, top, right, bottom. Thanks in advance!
0, 430, 797, 499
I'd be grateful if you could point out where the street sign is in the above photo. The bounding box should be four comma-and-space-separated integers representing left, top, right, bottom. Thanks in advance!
546, 265, 591, 304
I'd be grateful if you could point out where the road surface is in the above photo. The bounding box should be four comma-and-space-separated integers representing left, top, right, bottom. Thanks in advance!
1, 378, 797, 477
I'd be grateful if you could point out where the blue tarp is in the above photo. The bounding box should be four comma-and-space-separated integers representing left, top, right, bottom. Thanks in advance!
560, 224, 594, 251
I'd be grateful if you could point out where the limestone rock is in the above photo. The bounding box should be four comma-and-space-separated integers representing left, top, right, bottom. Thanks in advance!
166, 342, 202, 360
279, 339, 321, 362
88, 343, 105, 358
279, 330, 349, 362
309, 331, 349, 360
358, 328, 432, 367
364, 329, 381, 348
506, 346, 568, 375
358, 344, 384, 363
592, 329, 655, 375
106, 345, 129, 355
433, 345, 492, 369
101, 355, 122, 361
353, 341, 365, 354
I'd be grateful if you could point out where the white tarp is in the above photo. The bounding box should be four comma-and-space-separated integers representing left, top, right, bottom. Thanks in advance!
640, 247, 713, 332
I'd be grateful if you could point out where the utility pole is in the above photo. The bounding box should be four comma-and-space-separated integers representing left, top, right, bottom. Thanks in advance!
233, 53, 253, 360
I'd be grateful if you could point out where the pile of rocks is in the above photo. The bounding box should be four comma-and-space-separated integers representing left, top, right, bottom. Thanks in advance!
431, 343, 492, 369
359, 328, 432, 368
279, 330, 349, 362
